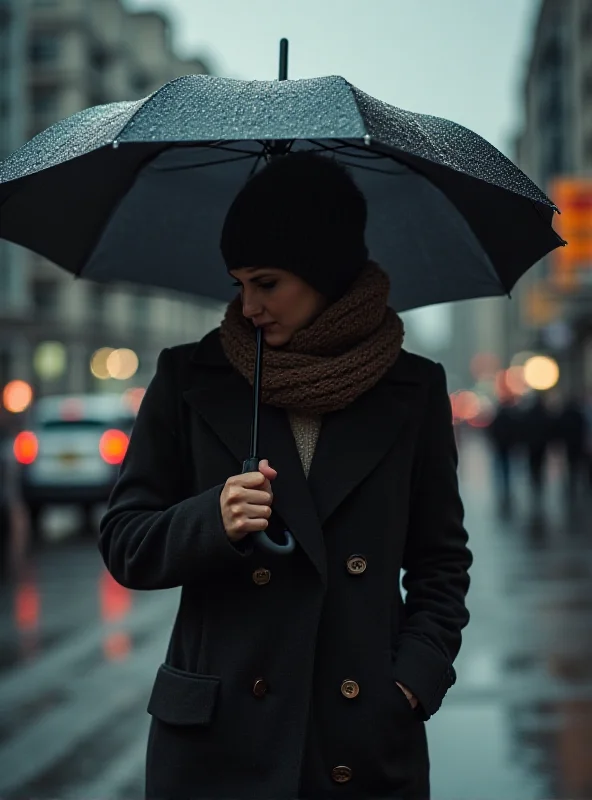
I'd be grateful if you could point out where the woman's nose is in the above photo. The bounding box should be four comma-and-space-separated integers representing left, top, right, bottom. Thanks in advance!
241, 291, 263, 319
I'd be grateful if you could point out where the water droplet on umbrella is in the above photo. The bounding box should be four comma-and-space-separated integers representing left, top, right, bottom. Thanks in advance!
0, 73, 553, 210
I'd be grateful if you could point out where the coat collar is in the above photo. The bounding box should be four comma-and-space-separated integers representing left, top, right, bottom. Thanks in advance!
184, 329, 422, 583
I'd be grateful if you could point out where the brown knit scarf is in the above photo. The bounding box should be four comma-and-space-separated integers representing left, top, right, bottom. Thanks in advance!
219, 262, 405, 414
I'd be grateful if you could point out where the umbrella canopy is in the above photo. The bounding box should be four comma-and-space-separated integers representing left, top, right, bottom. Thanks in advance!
0, 74, 563, 311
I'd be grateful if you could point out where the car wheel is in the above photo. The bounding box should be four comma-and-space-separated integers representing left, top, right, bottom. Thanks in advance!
80, 504, 95, 533
27, 504, 44, 543
0, 499, 9, 581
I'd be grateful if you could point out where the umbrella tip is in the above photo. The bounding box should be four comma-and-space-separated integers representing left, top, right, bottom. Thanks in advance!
279, 39, 289, 81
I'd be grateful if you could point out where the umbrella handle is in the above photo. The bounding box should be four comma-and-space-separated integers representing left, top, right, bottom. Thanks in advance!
242, 457, 296, 555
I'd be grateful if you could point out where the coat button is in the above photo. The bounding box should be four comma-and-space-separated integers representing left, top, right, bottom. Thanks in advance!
346, 554, 367, 575
341, 679, 360, 699
331, 766, 353, 783
252, 678, 268, 698
252, 568, 271, 586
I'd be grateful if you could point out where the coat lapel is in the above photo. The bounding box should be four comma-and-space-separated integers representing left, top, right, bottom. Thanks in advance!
183, 334, 327, 583
183, 331, 423, 579
307, 359, 421, 526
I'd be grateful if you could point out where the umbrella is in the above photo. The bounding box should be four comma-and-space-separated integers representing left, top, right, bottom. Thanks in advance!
0, 40, 564, 554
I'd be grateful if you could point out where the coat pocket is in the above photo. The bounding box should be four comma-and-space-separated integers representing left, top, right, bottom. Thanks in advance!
391, 681, 419, 723
147, 663, 220, 726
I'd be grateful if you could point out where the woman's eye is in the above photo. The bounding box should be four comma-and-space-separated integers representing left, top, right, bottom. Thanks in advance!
230, 280, 276, 290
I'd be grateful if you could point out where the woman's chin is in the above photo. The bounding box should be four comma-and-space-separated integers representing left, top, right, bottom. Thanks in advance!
263, 328, 289, 347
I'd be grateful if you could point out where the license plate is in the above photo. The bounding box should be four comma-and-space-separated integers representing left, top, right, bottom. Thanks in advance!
59, 453, 80, 465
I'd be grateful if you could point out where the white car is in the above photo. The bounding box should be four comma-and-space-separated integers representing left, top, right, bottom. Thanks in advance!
14, 393, 139, 538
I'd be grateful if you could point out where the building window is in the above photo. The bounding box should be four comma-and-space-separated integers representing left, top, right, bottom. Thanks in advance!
0, 348, 10, 389
582, 5, 592, 38
539, 36, 562, 71
32, 278, 59, 318
32, 86, 59, 116
131, 71, 154, 96
585, 132, 592, 167
584, 69, 592, 100
91, 283, 112, 326
542, 134, 564, 180
29, 33, 61, 64
131, 293, 150, 330
89, 44, 111, 72
0, 40, 9, 70
540, 90, 563, 126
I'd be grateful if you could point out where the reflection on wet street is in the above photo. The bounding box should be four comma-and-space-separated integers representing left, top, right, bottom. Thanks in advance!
429, 433, 592, 800
0, 538, 179, 799
0, 432, 591, 799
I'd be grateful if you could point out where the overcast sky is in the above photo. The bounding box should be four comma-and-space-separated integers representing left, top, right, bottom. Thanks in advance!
125, 0, 540, 155
123, 0, 541, 350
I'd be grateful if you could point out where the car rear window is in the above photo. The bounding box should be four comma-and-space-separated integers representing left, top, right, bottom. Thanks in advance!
40, 418, 135, 430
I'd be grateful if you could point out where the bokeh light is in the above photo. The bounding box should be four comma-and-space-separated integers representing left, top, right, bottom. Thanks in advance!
494, 370, 511, 401
510, 350, 537, 367
505, 366, 529, 396
451, 390, 481, 423
33, 341, 67, 380
14, 581, 40, 632
99, 429, 130, 465
470, 352, 501, 380
13, 431, 39, 464
523, 356, 560, 391
3, 380, 34, 413
123, 387, 146, 414
103, 631, 132, 662
467, 395, 495, 428
106, 349, 139, 380
91, 348, 115, 380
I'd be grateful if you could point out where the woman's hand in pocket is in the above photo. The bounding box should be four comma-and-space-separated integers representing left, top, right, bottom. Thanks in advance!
395, 681, 418, 709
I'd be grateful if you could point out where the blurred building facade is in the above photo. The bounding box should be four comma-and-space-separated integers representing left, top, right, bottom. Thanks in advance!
511, 0, 592, 396
0, 0, 224, 405
445, 296, 509, 392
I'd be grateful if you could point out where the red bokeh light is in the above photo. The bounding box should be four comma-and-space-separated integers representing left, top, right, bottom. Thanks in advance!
99, 429, 129, 465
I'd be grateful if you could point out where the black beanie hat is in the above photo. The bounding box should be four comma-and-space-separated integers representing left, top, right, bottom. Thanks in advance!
220, 152, 369, 302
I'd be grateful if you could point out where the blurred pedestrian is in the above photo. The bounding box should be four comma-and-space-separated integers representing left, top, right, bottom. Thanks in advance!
0, 427, 10, 582
521, 392, 555, 509
99, 153, 472, 800
487, 398, 521, 514
585, 392, 592, 488
556, 396, 588, 499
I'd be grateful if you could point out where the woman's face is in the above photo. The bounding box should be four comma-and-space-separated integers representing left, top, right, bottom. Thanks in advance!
230, 267, 327, 346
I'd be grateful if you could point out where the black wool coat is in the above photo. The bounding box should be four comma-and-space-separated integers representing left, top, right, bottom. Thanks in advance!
99, 328, 472, 800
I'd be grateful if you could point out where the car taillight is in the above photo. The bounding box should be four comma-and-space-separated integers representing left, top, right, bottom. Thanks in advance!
99, 429, 129, 465
14, 431, 39, 465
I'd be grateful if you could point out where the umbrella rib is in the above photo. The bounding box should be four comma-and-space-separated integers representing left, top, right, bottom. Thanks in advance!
306, 140, 413, 177
156, 151, 260, 172
261, 139, 296, 160
248, 151, 265, 177
203, 142, 263, 155
171, 141, 265, 158
306, 140, 382, 157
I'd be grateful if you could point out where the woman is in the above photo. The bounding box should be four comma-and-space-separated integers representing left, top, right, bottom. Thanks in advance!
99, 152, 472, 800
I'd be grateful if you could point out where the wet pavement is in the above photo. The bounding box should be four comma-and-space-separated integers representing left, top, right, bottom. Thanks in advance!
0, 431, 591, 799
